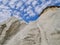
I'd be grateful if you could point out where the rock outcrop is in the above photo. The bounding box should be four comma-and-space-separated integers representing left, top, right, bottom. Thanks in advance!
0, 16, 27, 45
37, 6, 60, 45
0, 6, 60, 45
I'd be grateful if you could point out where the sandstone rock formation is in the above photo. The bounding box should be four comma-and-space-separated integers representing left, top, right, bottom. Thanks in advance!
0, 6, 60, 45
0, 16, 27, 45
37, 6, 60, 45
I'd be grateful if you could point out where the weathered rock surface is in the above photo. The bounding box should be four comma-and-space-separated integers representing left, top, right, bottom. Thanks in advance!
4, 22, 41, 45
0, 6, 60, 45
37, 6, 60, 45
0, 16, 27, 45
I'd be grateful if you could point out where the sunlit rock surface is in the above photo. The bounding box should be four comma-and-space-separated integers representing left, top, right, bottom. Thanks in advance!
37, 6, 60, 45
0, 6, 60, 45
0, 16, 27, 45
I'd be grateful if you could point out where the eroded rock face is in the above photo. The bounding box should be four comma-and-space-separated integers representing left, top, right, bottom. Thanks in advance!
0, 16, 27, 45
37, 6, 60, 45
3, 22, 41, 45
0, 6, 60, 45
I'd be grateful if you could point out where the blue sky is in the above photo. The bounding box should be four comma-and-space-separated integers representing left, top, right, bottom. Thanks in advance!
0, 0, 60, 23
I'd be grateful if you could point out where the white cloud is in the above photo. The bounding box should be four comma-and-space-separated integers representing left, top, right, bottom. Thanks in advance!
28, 10, 35, 17
2, 0, 9, 5
22, 0, 27, 2
0, 9, 11, 22
26, 0, 33, 4
35, 0, 51, 14
16, 1, 23, 9
26, 6, 32, 11
32, 0, 37, 7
